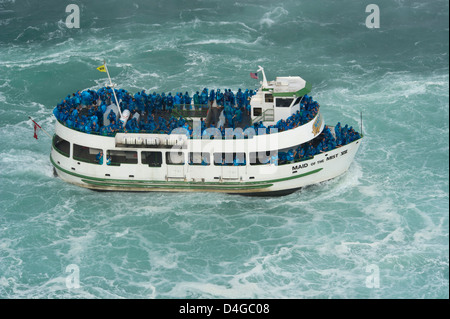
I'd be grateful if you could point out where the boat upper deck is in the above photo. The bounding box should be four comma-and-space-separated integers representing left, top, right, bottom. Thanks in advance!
52, 86, 321, 140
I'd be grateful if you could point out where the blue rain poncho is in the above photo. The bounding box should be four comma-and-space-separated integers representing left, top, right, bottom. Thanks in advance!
286, 149, 294, 161
193, 92, 200, 109
173, 93, 181, 109
270, 153, 278, 165
200, 89, 208, 107
96, 152, 104, 165
167, 93, 174, 111
184, 92, 192, 109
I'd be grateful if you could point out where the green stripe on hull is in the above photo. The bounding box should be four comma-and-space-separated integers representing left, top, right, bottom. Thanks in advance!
81, 179, 273, 190
50, 155, 323, 191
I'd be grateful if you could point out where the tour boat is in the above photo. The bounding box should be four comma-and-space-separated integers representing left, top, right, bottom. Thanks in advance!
49, 66, 362, 196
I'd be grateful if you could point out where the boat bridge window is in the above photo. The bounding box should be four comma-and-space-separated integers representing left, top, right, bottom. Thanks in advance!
265, 94, 273, 103
213, 153, 246, 166
73, 143, 102, 164
189, 152, 210, 166
107, 150, 138, 166
142, 151, 162, 167
53, 135, 70, 158
276, 98, 294, 107
253, 107, 262, 117
293, 96, 303, 106
166, 151, 185, 165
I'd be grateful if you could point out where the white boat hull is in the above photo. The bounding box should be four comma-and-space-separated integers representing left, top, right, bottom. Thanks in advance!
50, 120, 362, 196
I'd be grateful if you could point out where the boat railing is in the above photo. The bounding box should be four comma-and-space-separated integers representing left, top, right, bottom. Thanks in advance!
171, 107, 208, 120
252, 108, 274, 124
55, 105, 319, 140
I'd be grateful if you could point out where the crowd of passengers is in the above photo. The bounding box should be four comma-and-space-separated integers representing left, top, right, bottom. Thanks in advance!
52, 87, 321, 137
53, 87, 361, 166
186, 124, 361, 167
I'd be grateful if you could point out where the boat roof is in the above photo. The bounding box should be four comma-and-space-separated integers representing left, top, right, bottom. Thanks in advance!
265, 76, 312, 97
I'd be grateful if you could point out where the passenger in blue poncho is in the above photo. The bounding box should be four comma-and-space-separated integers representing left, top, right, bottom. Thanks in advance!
209, 89, 215, 107
184, 92, 192, 110
193, 91, 200, 110
286, 149, 295, 162
278, 152, 287, 164
236, 88, 244, 108
96, 151, 104, 165
173, 92, 181, 110
200, 88, 208, 109
126, 117, 139, 133
224, 103, 234, 128
147, 92, 155, 113
91, 121, 99, 133
161, 92, 167, 111
294, 146, 305, 160
233, 106, 242, 126
71, 106, 79, 118
166, 93, 174, 113
270, 153, 278, 165
155, 93, 162, 111
176, 116, 184, 128
316, 141, 324, 154
108, 109, 116, 124
233, 155, 245, 166
100, 101, 107, 115
65, 117, 74, 129
73, 93, 81, 106
141, 90, 148, 112
216, 89, 224, 107
134, 92, 142, 111
81, 91, 91, 106
304, 142, 315, 158
84, 119, 92, 134
128, 98, 136, 113
230, 89, 236, 106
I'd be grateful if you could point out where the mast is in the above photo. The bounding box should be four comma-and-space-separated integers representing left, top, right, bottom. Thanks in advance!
257, 65, 268, 88
103, 60, 123, 118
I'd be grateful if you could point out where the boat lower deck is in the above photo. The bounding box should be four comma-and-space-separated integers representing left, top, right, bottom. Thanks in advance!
50, 136, 362, 196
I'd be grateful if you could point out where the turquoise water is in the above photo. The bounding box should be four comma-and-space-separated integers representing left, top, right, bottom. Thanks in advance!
0, 0, 448, 299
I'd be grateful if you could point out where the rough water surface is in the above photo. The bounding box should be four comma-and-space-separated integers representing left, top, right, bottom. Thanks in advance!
0, 0, 448, 298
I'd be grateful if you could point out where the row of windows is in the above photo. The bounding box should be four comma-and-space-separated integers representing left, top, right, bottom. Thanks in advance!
251, 95, 301, 117
54, 135, 304, 167
264, 94, 302, 108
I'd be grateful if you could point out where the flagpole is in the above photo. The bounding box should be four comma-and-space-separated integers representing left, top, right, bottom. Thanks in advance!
29, 116, 52, 139
102, 61, 123, 118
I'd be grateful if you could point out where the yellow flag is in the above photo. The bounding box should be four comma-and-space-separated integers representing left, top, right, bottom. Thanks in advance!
97, 65, 106, 72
